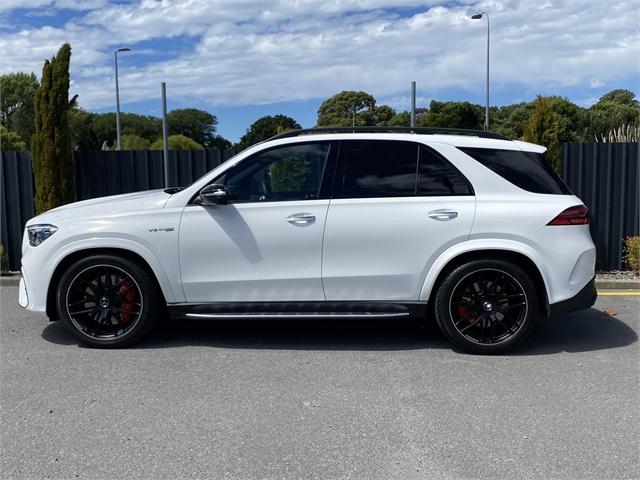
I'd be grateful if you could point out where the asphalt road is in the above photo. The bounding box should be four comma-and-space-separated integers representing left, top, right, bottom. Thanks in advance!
1, 285, 638, 480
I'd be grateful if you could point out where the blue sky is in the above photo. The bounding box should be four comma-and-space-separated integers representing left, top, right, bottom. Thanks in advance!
1, 0, 638, 142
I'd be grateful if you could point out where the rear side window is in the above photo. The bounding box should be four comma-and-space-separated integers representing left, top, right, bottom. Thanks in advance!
418, 146, 473, 196
339, 140, 418, 198
459, 147, 571, 195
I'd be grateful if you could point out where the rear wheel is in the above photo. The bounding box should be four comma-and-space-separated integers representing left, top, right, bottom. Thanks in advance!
56, 254, 160, 347
434, 259, 538, 354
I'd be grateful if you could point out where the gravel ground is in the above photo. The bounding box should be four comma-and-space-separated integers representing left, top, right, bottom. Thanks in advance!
1, 286, 638, 480
596, 270, 639, 281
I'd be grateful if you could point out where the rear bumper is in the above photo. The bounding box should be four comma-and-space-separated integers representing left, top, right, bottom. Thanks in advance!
549, 277, 597, 316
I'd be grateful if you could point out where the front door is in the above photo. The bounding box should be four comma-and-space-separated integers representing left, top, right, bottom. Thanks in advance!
179, 141, 334, 303
322, 140, 476, 301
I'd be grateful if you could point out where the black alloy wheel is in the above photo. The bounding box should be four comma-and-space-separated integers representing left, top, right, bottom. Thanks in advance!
65, 264, 143, 338
449, 269, 527, 345
434, 259, 538, 354
56, 254, 160, 347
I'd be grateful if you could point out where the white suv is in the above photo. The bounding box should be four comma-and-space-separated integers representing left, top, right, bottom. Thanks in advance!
19, 127, 597, 353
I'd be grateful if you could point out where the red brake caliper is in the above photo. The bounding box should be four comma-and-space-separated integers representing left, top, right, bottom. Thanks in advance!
118, 282, 137, 323
456, 302, 475, 323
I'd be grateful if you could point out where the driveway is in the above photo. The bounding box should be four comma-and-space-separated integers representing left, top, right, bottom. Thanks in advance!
1, 285, 638, 479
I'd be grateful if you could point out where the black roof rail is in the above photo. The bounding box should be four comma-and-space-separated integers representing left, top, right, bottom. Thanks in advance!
267, 126, 510, 141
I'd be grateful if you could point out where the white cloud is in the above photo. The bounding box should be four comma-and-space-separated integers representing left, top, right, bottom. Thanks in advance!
0, 0, 638, 111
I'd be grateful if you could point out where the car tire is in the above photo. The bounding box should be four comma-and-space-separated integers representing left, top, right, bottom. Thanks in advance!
56, 254, 160, 348
434, 258, 538, 354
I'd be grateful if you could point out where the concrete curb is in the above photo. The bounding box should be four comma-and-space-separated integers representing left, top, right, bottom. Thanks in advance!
0, 275, 21, 286
2, 273, 639, 291
595, 278, 640, 291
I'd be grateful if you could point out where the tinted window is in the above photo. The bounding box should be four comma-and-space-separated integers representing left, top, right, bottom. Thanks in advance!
340, 140, 418, 198
418, 146, 473, 196
225, 142, 330, 202
459, 147, 571, 195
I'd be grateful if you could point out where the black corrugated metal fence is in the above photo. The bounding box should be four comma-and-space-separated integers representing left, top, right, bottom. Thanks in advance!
75, 149, 234, 200
1, 151, 35, 272
560, 143, 639, 271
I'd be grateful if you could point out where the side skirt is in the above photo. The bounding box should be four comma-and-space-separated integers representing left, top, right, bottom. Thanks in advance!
167, 301, 428, 320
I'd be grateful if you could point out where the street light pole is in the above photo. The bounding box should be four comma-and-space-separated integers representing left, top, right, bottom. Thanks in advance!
471, 12, 489, 131
114, 47, 131, 150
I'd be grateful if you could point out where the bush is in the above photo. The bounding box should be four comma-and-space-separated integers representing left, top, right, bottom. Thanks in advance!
0, 244, 8, 272
0, 126, 27, 150
150, 134, 203, 150
116, 133, 150, 150
623, 236, 640, 274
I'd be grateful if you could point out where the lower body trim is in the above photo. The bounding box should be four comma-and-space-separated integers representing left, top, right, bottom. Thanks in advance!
186, 311, 410, 319
549, 277, 597, 316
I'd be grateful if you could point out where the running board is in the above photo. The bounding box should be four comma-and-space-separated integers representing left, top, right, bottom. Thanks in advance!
168, 301, 426, 320
185, 312, 410, 319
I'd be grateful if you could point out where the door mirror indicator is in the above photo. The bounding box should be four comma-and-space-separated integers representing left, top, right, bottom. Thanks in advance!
198, 184, 229, 205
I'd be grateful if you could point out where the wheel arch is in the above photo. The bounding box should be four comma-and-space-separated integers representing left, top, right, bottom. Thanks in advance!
46, 247, 170, 320
421, 247, 550, 317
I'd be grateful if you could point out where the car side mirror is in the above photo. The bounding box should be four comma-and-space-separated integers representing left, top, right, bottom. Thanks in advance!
198, 184, 229, 205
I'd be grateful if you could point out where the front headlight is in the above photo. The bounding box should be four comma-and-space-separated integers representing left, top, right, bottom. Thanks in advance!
27, 224, 58, 247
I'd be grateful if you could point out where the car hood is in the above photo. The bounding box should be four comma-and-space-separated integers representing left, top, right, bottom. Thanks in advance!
27, 189, 171, 226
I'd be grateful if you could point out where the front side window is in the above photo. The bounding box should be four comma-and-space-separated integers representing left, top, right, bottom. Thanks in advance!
339, 140, 418, 198
224, 142, 330, 202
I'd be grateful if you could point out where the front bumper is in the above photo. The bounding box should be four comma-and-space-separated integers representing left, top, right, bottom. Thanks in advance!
549, 277, 597, 316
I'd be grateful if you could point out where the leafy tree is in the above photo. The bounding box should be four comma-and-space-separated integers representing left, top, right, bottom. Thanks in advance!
582, 90, 640, 140
523, 96, 560, 172
421, 100, 483, 129
387, 108, 428, 127
0, 72, 39, 145
546, 96, 583, 142
597, 89, 639, 107
119, 133, 150, 150
236, 114, 301, 150
167, 108, 218, 147
68, 107, 99, 150
373, 105, 396, 125
209, 135, 233, 150
492, 103, 533, 139
150, 134, 203, 150
387, 111, 411, 126
317, 91, 377, 126
316, 91, 399, 126
31, 43, 75, 214
91, 112, 162, 148
0, 125, 27, 150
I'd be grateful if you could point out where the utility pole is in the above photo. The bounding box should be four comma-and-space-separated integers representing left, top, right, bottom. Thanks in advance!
161, 82, 170, 187
113, 47, 131, 150
471, 12, 490, 130
410, 81, 416, 129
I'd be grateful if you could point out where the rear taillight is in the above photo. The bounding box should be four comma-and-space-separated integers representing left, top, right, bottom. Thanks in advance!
547, 205, 589, 225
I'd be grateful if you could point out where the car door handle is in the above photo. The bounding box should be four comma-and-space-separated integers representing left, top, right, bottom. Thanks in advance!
286, 213, 316, 225
428, 209, 458, 221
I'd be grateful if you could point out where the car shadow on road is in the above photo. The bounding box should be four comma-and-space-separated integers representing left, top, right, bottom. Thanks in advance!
41, 307, 637, 354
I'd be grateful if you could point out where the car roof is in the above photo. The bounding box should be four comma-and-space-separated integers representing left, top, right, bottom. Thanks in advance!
261, 131, 545, 153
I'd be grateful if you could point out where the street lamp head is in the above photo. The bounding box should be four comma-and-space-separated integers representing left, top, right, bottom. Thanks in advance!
471, 12, 485, 19
115, 47, 131, 53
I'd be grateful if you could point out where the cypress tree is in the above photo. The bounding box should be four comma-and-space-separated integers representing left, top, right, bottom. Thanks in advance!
523, 96, 561, 173
32, 43, 75, 214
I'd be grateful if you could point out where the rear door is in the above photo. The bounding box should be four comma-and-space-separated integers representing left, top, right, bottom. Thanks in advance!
322, 140, 476, 301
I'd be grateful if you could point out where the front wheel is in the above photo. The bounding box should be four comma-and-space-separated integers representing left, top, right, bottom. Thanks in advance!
56, 254, 161, 348
433, 259, 538, 354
